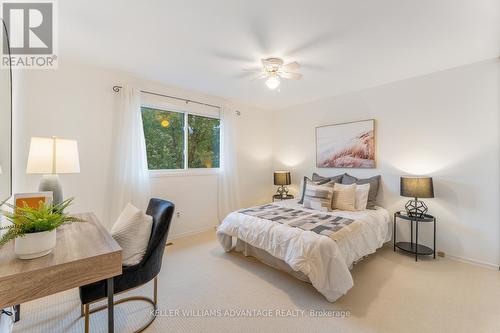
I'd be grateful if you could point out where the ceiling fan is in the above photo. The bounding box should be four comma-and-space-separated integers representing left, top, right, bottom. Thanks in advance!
248, 57, 303, 90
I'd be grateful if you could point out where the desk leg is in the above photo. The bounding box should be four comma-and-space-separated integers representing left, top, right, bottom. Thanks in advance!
107, 278, 114, 333
14, 304, 20, 322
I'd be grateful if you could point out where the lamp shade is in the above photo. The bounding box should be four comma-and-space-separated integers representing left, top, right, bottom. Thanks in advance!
400, 176, 434, 198
274, 171, 291, 186
26, 137, 80, 174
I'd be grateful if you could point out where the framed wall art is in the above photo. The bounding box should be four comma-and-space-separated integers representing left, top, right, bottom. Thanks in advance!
316, 119, 375, 168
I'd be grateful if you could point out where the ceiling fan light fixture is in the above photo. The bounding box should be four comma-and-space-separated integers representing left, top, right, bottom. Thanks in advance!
265, 76, 280, 90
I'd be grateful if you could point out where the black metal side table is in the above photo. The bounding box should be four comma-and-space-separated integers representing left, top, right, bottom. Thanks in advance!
394, 211, 436, 262
272, 194, 294, 202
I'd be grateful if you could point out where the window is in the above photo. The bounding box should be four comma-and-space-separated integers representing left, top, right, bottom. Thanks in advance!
188, 114, 220, 168
141, 106, 220, 171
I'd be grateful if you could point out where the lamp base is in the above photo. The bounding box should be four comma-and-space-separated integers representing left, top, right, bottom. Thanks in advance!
276, 185, 289, 198
405, 198, 428, 217
39, 174, 63, 205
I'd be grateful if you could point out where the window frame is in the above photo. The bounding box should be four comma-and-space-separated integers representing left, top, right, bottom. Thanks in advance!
141, 103, 221, 177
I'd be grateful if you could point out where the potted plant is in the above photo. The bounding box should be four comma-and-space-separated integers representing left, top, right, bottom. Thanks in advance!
0, 198, 83, 259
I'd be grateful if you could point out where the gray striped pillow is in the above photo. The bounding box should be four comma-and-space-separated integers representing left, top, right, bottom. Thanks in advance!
302, 179, 335, 212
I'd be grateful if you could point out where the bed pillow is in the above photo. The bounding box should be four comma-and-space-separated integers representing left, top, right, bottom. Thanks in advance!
354, 183, 370, 211
302, 179, 335, 212
298, 176, 331, 204
331, 183, 357, 211
111, 203, 153, 266
311, 172, 344, 184
298, 173, 343, 204
342, 174, 381, 209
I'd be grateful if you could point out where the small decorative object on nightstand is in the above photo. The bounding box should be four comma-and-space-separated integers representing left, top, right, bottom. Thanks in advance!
394, 211, 436, 262
272, 194, 294, 202
273, 171, 291, 198
400, 176, 434, 217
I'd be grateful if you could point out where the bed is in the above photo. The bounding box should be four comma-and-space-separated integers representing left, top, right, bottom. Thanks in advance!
216, 199, 391, 302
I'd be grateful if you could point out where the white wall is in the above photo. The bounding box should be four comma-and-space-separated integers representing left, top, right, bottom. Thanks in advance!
12, 61, 273, 237
12, 58, 499, 267
272, 59, 500, 267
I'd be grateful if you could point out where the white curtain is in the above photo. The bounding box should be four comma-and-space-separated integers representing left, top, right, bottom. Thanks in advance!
110, 85, 150, 221
218, 106, 242, 223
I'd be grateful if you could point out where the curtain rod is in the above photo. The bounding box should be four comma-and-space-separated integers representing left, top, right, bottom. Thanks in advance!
112, 85, 221, 110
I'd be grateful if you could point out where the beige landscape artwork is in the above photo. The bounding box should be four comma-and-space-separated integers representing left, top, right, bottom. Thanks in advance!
316, 119, 375, 168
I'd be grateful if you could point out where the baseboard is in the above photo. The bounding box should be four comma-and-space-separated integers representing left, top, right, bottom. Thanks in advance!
383, 243, 499, 271
168, 231, 500, 270
167, 225, 217, 241
446, 254, 499, 271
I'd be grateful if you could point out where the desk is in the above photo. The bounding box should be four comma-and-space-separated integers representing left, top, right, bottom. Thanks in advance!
0, 213, 122, 332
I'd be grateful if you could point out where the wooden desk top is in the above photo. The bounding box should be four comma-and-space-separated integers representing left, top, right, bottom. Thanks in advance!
0, 212, 122, 308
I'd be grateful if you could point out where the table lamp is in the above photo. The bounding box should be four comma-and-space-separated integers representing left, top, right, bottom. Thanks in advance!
26, 137, 80, 205
400, 176, 434, 217
274, 171, 291, 198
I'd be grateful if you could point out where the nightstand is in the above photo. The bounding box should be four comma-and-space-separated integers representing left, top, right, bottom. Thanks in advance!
394, 211, 436, 261
272, 194, 294, 202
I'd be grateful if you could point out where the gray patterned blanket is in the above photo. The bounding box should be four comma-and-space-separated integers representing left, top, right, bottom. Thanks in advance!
238, 204, 360, 242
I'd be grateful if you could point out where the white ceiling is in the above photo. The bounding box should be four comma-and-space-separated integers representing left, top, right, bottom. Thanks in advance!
60, 0, 500, 110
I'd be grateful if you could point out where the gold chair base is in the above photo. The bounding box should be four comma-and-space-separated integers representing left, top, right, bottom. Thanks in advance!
82, 276, 158, 333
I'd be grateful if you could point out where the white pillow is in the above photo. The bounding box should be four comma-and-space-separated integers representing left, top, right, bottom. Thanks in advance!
111, 203, 153, 266
355, 183, 371, 211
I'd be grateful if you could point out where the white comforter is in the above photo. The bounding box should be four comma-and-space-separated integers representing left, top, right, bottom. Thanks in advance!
216, 200, 391, 302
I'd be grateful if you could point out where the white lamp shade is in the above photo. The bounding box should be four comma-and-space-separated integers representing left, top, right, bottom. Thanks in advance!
26, 137, 80, 174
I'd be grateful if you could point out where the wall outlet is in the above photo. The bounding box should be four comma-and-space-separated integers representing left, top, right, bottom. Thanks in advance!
176, 212, 181, 218
437, 251, 445, 257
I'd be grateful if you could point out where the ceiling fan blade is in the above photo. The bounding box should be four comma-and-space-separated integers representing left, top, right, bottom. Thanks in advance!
250, 73, 269, 81
280, 72, 303, 80
282, 61, 300, 71
242, 67, 263, 73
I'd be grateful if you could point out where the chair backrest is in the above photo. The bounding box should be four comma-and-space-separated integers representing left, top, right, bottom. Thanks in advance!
139, 198, 174, 277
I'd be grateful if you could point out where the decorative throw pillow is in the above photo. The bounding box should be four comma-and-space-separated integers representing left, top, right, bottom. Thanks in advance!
331, 183, 357, 211
111, 203, 153, 266
302, 179, 335, 211
354, 183, 370, 211
298, 176, 331, 204
342, 174, 381, 209
298, 173, 343, 204
311, 172, 344, 184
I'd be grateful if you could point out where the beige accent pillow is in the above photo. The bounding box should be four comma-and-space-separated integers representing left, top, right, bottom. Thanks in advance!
332, 183, 357, 211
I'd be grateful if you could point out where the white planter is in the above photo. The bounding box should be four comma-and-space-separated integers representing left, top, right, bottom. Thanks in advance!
14, 229, 57, 259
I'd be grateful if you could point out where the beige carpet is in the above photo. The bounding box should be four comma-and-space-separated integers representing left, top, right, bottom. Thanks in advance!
13, 231, 500, 333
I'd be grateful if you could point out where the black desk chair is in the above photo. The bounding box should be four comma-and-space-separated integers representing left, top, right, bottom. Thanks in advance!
79, 198, 174, 333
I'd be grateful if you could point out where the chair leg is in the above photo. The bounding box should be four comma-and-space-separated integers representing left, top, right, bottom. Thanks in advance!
153, 276, 158, 306
84, 304, 90, 333
80, 304, 84, 317
82, 276, 158, 333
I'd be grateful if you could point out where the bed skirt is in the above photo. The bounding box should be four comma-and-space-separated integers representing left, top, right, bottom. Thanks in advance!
234, 238, 311, 283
